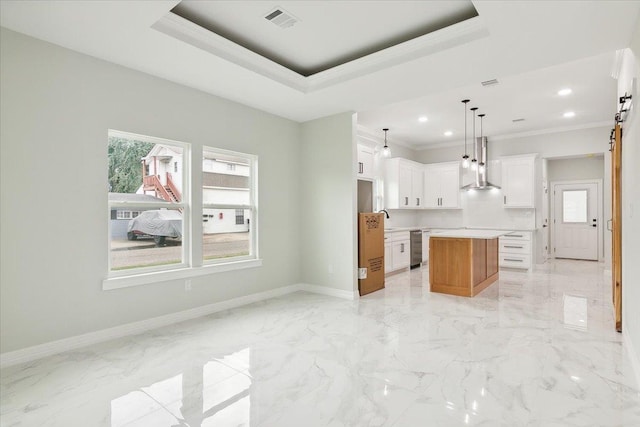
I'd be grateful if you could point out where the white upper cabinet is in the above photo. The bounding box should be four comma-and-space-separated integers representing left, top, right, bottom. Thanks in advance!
384, 158, 424, 209
411, 167, 424, 208
423, 161, 461, 209
356, 144, 375, 179
501, 154, 536, 208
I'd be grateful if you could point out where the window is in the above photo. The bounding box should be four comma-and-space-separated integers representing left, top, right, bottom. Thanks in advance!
235, 209, 244, 225
563, 190, 588, 223
116, 210, 141, 220
202, 147, 257, 263
108, 130, 189, 274
106, 131, 260, 289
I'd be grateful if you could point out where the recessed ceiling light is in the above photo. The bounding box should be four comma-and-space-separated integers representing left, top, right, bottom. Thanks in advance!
558, 88, 572, 96
563, 111, 576, 118
418, 116, 428, 123
444, 131, 453, 136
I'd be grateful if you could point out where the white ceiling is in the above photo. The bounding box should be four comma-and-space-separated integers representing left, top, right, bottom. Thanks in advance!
1, 1, 639, 149
170, 0, 478, 75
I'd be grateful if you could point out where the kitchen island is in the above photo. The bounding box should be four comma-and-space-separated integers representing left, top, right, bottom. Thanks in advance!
429, 229, 506, 297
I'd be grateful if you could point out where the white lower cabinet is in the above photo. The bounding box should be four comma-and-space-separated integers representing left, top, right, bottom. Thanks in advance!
384, 231, 410, 274
499, 231, 532, 271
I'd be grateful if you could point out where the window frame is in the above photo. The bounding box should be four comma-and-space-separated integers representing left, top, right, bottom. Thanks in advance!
103, 131, 261, 291
201, 146, 259, 265
106, 130, 191, 278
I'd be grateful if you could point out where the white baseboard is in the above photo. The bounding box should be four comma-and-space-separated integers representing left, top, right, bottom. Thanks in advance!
623, 321, 640, 390
0, 283, 356, 368
297, 283, 357, 300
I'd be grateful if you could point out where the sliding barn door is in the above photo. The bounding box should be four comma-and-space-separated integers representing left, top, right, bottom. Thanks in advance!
612, 124, 622, 332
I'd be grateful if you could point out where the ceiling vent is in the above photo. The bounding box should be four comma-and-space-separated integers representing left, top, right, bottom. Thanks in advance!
512, 118, 525, 122
481, 79, 499, 87
264, 8, 299, 29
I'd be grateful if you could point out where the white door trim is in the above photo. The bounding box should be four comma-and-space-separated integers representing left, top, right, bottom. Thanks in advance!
550, 179, 603, 261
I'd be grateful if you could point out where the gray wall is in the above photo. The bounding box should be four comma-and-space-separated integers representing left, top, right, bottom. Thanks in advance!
0, 29, 303, 352
300, 113, 357, 293
547, 156, 604, 182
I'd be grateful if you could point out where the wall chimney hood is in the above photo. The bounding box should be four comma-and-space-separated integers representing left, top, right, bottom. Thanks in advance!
461, 137, 501, 191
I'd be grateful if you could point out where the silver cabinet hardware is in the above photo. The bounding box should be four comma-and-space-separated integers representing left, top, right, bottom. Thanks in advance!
400, 243, 405, 253
417, 198, 420, 206
504, 258, 523, 262
504, 245, 523, 249
358, 162, 363, 174
404, 197, 409, 206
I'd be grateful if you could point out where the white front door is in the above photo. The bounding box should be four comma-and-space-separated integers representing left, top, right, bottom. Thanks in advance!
553, 182, 598, 260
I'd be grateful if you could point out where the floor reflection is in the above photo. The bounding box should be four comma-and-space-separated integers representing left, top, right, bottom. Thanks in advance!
110, 348, 251, 427
562, 294, 588, 330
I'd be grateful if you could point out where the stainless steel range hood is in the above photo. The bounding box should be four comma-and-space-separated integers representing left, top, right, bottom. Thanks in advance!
461, 137, 501, 191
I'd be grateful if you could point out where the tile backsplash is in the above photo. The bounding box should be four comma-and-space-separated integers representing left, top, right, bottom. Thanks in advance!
415, 190, 536, 230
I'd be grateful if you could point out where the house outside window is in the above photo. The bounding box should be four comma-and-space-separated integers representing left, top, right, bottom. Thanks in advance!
202, 146, 257, 263
106, 130, 259, 287
108, 130, 188, 274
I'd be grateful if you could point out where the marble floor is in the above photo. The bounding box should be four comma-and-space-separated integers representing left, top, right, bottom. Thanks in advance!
1, 260, 639, 426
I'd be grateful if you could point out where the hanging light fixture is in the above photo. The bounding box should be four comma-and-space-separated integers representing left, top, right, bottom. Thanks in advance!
478, 113, 486, 174
470, 107, 478, 171
461, 99, 470, 168
382, 128, 391, 157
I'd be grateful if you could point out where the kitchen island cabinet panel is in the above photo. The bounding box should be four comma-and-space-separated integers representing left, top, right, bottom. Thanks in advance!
430, 236, 500, 297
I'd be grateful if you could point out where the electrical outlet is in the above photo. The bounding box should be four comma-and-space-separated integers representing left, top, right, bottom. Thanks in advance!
185, 279, 192, 292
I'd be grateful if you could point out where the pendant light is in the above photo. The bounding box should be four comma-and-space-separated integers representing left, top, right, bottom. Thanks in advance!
478, 114, 486, 174
470, 107, 478, 171
461, 99, 470, 169
382, 128, 391, 157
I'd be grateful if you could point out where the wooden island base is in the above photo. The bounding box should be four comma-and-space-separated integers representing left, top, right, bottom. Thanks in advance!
429, 237, 499, 297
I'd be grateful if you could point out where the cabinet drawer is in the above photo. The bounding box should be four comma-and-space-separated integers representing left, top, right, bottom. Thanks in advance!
501, 231, 531, 241
500, 254, 531, 269
384, 231, 410, 243
499, 240, 530, 254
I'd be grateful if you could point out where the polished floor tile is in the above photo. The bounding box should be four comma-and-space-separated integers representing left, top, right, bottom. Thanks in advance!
1, 260, 639, 426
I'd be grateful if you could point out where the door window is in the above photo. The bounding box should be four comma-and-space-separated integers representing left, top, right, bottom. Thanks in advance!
562, 190, 588, 223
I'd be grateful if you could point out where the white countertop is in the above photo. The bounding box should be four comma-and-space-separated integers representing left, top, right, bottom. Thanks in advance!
429, 229, 509, 239
384, 227, 536, 234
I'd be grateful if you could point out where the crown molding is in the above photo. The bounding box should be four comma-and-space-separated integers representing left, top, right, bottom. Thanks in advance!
153, 13, 488, 94
413, 121, 612, 151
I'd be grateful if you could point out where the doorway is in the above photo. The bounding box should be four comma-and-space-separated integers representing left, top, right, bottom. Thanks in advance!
551, 180, 602, 261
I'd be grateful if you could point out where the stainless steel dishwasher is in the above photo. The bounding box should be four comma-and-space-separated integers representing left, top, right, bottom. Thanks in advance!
410, 230, 422, 269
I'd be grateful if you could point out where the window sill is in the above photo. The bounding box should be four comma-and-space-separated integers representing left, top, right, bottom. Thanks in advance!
103, 259, 262, 291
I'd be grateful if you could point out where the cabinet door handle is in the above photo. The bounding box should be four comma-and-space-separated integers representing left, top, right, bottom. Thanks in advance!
504, 245, 523, 249
417, 198, 420, 206
358, 162, 363, 174
405, 197, 408, 206
504, 196, 507, 204
400, 243, 405, 253
504, 258, 523, 262
510, 234, 523, 238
